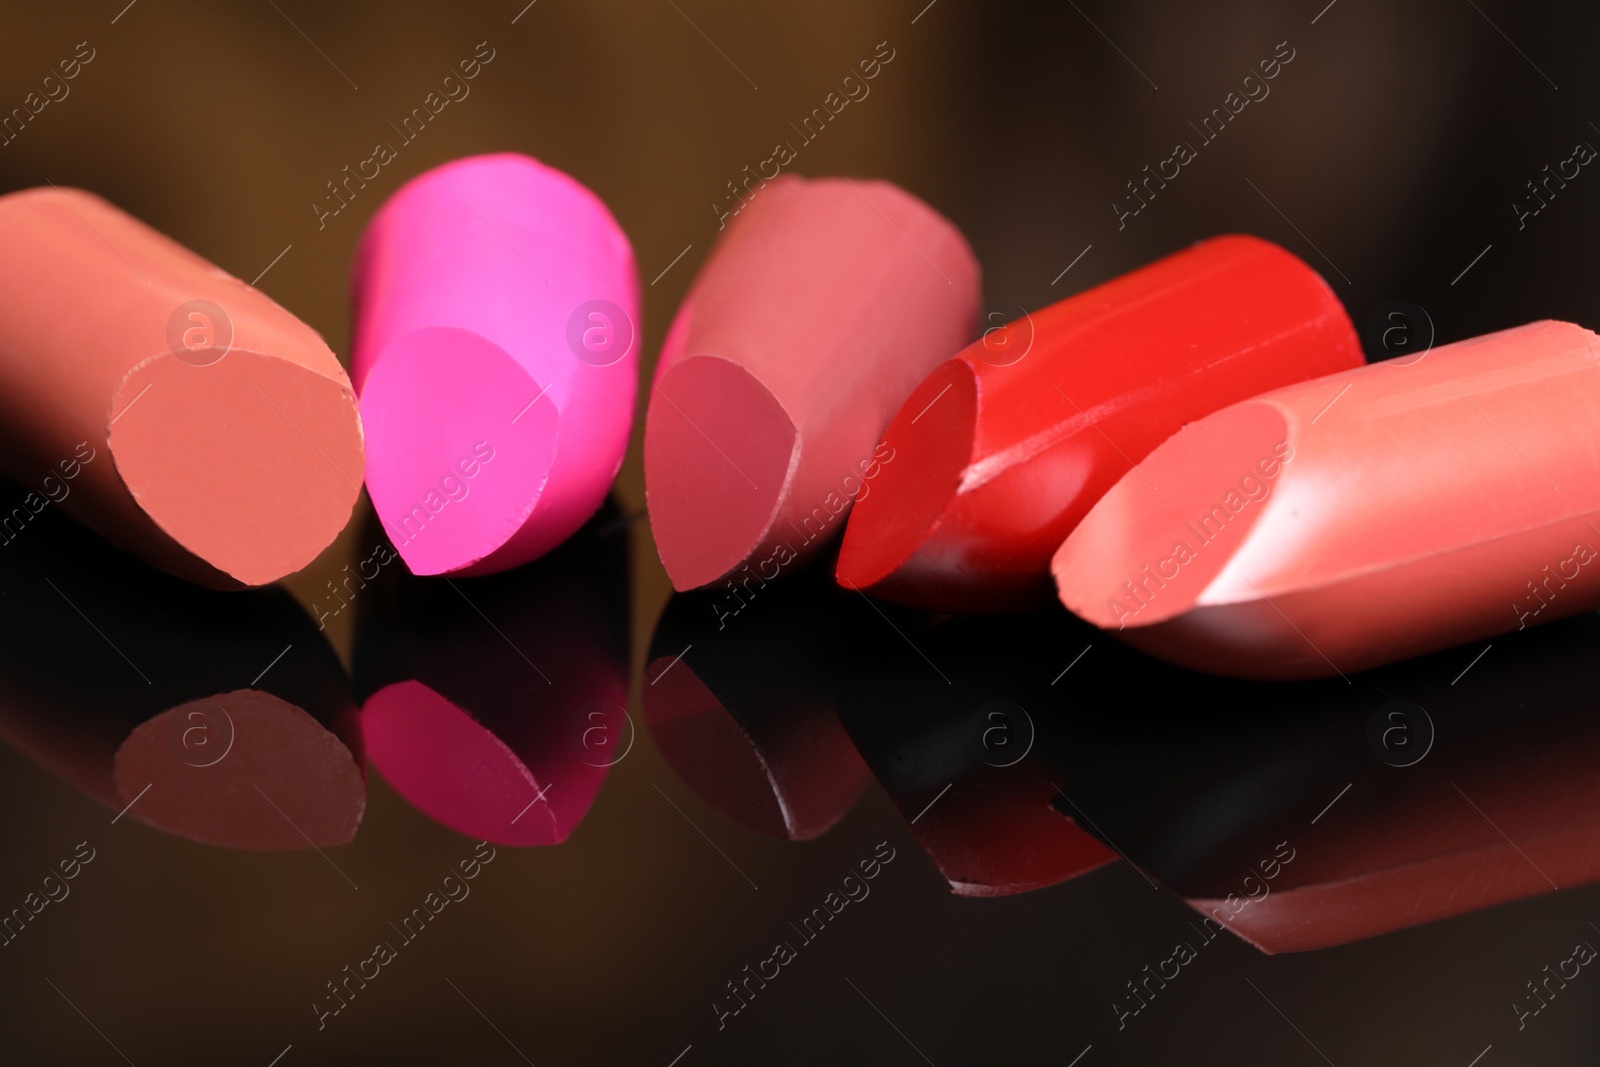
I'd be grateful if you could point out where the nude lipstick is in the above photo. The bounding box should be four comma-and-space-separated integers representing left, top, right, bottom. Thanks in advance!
836, 235, 1364, 612
1053, 319, 1600, 678
0, 187, 364, 589
644, 174, 981, 591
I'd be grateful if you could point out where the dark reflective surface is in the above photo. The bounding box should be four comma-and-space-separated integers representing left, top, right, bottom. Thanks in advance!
7, 0, 1600, 1063
643, 570, 873, 842
7, 496, 1600, 1064
1040, 612, 1600, 955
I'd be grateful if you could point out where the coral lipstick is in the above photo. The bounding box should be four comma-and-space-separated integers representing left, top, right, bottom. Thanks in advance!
1053, 319, 1600, 678
0, 187, 364, 589
645, 175, 980, 591
836, 235, 1363, 612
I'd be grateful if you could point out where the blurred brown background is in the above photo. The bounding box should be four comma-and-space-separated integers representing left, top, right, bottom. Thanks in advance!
1, 0, 1599, 1064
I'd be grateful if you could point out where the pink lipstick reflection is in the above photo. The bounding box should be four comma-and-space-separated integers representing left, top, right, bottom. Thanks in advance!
354, 501, 631, 846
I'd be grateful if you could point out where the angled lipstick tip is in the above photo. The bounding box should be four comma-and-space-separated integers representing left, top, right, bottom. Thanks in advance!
1057, 319, 1600, 678
361, 327, 559, 577
646, 356, 796, 591
836, 360, 977, 604
837, 233, 1364, 613
108, 350, 365, 588
645, 174, 982, 593
350, 152, 640, 577
1053, 401, 1292, 631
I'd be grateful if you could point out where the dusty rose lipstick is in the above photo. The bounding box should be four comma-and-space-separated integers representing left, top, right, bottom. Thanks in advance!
645, 175, 980, 591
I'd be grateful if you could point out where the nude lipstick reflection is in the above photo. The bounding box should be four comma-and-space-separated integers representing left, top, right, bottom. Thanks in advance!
0, 490, 364, 849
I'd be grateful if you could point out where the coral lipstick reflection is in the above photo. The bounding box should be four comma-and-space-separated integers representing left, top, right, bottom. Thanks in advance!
353, 500, 631, 846
0, 490, 364, 849
1033, 610, 1600, 952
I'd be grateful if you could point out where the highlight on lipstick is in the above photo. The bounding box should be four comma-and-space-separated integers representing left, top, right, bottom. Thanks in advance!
1052, 319, 1600, 678
351, 152, 639, 577
836, 234, 1365, 613
644, 174, 981, 592
0, 186, 364, 589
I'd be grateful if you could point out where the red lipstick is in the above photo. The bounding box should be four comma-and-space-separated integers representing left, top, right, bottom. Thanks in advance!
836, 234, 1363, 613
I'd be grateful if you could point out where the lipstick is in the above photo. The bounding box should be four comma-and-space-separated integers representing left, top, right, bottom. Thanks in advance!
644, 174, 981, 591
351, 153, 639, 576
1053, 319, 1600, 678
0, 186, 364, 589
836, 234, 1364, 612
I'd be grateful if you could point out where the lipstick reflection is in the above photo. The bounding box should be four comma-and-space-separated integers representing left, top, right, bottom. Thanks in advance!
834, 608, 1118, 896
1029, 610, 1600, 952
0, 490, 363, 849
353, 500, 631, 846
645, 571, 871, 841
